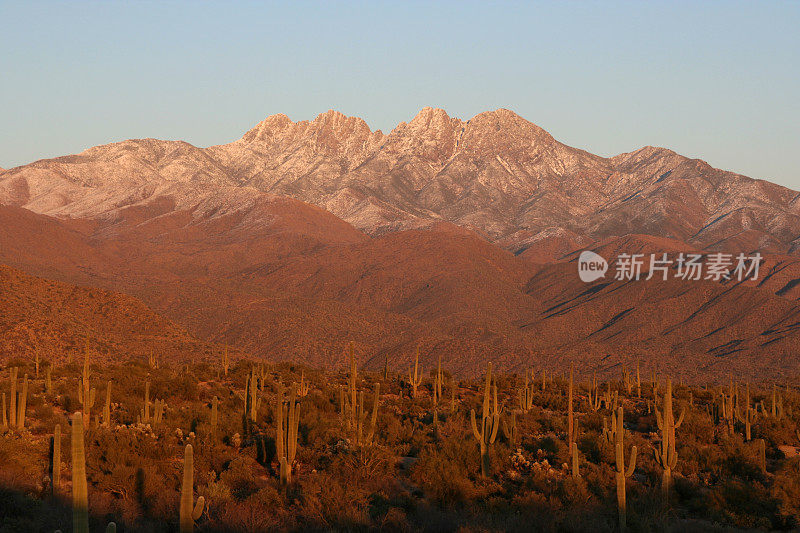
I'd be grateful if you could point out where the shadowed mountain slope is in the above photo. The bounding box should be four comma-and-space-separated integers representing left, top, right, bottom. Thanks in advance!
0, 197, 799, 380
0, 264, 220, 364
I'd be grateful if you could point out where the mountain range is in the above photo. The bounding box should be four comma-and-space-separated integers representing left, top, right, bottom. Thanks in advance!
1, 108, 799, 380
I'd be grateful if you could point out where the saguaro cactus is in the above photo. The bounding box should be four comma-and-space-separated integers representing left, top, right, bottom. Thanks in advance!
567, 365, 575, 446
4, 369, 28, 431
622, 365, 632, 394
347, 341, 357, 427
760, 384, 784, 420
153, 399, 165, 426
614, 406, 637, 531
9, 367, 17, 428
275, 384, 301, 484
571, 420, 581, 478
433, 355, 444, 405
78, 350, 96, 427
501, 411, 518, 447
636, 359, 642, 398
736, 402, 756, 441
654, 378, 684, 502
408, 347, 423, 399
355, 382, 380, 446
588, 374, 601, 412
51, 423, 61, 496
72, 413, 89, 533
45, 366, 53, 395
180, 444, 205, 533
140, 381, 151, 424
244, 370, 262, 424
298, 371, 310, 397
470, 362, 500, 477
102, 381, 112, 428
519, 370, 534, 412
565, 365, 581, 476
210, 396, 219, 437
16, 373, 28, 430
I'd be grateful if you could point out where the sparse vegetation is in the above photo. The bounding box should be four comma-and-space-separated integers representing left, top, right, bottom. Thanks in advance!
2, 349, 800, 531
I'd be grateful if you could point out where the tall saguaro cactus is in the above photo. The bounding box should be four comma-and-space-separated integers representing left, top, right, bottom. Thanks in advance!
276, 384, 301, 484
244, 369, 262, 424
567, 365, 575, 446
4, 368, 28, 431
347, 341, 357, 427
636, 359, 642, 399
470, 362, 500, 477
180, 444, 205, 533
210, 396, 219, 438
613, 407, 637, 531
78, 349, 96, 427
736, 401, 756, 441
501, 411, 518, 447
141, 381, 151, 424
51, 424, 61, 497
433, 355, 444, 405
408, 346, 423, 399
17, 373, 28, 430
588, 374, 601, 412
8, 367, 17, 428
72, 413, 89, 533
567, 365, 580, 477
102, 381, 112, 428
45, 365, 53, 395
757, 438, 767, 474
519, 370, 534, 412
221, 344, 230, 377
354, 382, 380, 446
654, 378, 684, 502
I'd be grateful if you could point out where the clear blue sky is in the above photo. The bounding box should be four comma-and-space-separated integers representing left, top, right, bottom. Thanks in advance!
1, 1, 798, 188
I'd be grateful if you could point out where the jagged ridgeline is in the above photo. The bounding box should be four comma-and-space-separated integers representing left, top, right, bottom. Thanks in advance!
2, 346, 800, 530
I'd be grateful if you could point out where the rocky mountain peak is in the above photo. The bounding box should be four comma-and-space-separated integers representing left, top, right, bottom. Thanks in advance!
240, 113, 294, 143
2, 107, 799, 257
461, 108, 557, 156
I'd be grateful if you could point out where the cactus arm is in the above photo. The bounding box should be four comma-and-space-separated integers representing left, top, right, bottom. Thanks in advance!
470, 409, 481, 442
488, 414, 500, 444
626, 446, 637, 477
192, 496, 205, 520
675, 407, 685, 428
